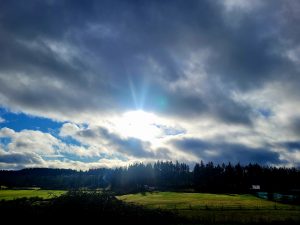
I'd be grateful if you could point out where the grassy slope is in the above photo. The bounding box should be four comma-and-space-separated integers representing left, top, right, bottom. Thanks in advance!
118, 192, 300, 223
0, 189, 66, 200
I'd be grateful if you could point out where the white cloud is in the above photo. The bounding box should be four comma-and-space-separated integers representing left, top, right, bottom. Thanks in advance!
0, 127, 108, 159
0, 128, 61, 156
0, 127, 15, 137
0, 127, 135, 170
221, 0, 262, 12
59, 122, 81, 137
234, 81, 300, 142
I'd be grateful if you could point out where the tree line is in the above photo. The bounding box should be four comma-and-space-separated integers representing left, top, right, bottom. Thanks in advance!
0, 161, 299, 194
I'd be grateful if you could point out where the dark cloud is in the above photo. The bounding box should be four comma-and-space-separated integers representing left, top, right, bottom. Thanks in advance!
78, 129, 98, 139
290, 117, 300, 136
173, 138, 282, 165
0, 0, 296, 124
174, 138, 209, 151
282, 141, 300, 151
65, 125, 167, 158
0, 152, 44, 164
0, 0, 299, 167
59, 122, 172, 159
98, 127, 171, 159
99, 127, 155, 158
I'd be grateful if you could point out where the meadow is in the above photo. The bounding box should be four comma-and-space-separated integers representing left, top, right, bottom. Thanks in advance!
0, 190, 179, 224
1, 189, 299, 224
118, 192, 300, 223
0, 189, 66, 201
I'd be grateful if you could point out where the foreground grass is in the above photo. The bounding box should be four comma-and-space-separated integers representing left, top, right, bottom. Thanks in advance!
118, 192, 300, 223
0, 191, 179, 224
0, 189, 66, 200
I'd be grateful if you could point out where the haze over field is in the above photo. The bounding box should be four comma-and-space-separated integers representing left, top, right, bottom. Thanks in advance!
0, 0, 300, 170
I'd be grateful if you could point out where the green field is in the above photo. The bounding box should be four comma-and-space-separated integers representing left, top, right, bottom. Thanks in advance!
118, 192, 300, 223
0, 189, 66, 201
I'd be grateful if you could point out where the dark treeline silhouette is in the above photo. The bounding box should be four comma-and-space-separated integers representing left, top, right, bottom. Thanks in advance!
193, 161, 300, 193
0, 161, 299, 194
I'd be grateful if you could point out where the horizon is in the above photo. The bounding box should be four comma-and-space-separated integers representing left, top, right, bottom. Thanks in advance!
1, 0, 300, 170
1, 160, 299, 172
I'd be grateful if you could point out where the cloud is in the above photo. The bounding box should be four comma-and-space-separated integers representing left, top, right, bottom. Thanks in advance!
0, 151, 44, 165
173, 137, 282, 165
0, 1, 299, 168
0, 147, 131, 170
290, 117, 300, 136
221, 0, 262, 12
0, 122, 174, 169
98, 127, 153, 158
59, 123, 171, 159
0, 128, 60, 155
0, 117, 5, 123
0, 126, 155, 170
282, 141, 300, 152
59, 122, 81, 137
1, 0, 291, 123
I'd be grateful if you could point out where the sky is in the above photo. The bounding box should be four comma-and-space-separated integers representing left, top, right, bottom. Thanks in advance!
0, 0, 300, 170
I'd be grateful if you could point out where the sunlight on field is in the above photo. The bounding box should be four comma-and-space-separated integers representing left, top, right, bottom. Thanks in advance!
118, 192, 300, 223
0, 189, 66, 201
118, 192, 298, 210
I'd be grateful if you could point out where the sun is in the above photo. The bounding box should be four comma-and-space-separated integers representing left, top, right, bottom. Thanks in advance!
116, 110, 161, 141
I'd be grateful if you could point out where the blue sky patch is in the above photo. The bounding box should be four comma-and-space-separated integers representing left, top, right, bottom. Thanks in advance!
0, 107, 63, 133
257, 108, 272, 118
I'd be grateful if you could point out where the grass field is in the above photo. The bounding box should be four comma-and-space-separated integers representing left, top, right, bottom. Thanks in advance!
0, 189, 66, 201
118, 192, 300, 223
